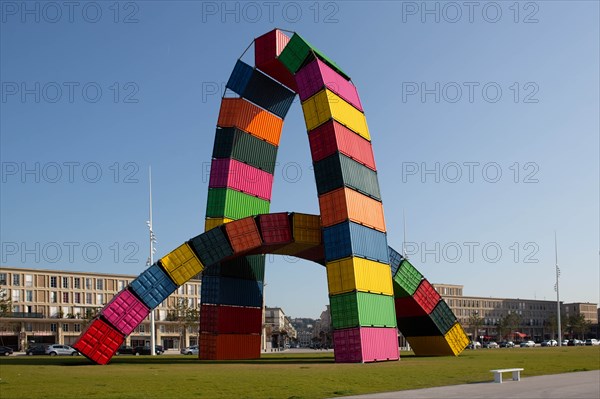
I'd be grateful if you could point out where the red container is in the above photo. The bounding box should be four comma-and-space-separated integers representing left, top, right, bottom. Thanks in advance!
101, 288, 150, 336
209, 158, 274, 201
223, 217, 263, 254
73, 318, 124, 365
333, 327, 399, 363
296, 58, 363, 111
254, 29, 298, 91
200, 304, 262, 334
199, 333, 261, 360
257, 212, 292, 245
412, 279, 442, 315
308, 120, 376, 170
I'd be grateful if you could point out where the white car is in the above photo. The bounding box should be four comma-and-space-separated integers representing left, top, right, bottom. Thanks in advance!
520, 340, 535, 347
541, 339, 558, 347
46, 344, 79, 356
181, 345, 199, 355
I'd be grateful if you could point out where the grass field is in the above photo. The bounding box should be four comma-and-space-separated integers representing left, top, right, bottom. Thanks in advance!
1, 347, 599, 399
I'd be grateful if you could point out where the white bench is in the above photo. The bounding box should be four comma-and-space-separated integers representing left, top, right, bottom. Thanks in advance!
490, 368, 524, 383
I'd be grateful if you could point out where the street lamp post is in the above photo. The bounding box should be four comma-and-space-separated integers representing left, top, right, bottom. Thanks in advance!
554, 231, 562, 347
147, 166, 157, 355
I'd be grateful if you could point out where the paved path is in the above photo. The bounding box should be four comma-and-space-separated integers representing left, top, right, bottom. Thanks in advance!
339, 370, 600, 399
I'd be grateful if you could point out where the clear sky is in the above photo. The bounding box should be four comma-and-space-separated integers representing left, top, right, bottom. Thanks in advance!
1, 1, 598, 319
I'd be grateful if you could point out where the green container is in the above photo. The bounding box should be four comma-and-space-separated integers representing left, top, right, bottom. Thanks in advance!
330, 291, 397, 329
430, 300, 457, 335
203, 255, 266, 281
314, 152, 381, 200
213, 128, 278, 174
278, 33, 349, 79
206, 188, 270, 220
393, 259, 423, 298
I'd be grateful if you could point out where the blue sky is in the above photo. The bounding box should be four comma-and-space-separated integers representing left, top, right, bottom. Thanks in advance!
1, 1, 598, 319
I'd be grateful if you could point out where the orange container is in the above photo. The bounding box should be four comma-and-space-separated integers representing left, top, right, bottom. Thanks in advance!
199, 333, 261, 360
224, 217, 263, 254
217, 98, 283, 146
319, 187, 386, 232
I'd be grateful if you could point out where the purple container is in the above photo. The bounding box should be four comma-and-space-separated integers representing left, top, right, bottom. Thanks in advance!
101, 288, 150, 336
295, 58, 364, 112
209, 158, 274, 201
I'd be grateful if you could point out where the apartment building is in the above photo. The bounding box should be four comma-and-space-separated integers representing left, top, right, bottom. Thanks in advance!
265, 307, 297, 348
0, 266, 201, 351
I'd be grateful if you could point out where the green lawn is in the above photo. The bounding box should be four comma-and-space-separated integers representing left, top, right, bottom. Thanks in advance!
1, 347, 599, 399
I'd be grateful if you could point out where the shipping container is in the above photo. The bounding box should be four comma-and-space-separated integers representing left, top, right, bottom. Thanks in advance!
319, 187, 386, 232
313, 152, 381, 200
199, 333, 261, 360
73, 318, 124, 365
159, 242, 204, 286
291, 212, 321, 245
101, 288, 149, 336
396, 315, 441, 337
392, 259, 423, 298
444, 322, 470, 356
254, 29, 298, 91
209, 158, 274, 201
203, 255, 266, 281
217, 98, 283, 146
296, 58, 363, 111
294, 245, 326, 265
411, 279, 442, 315
224, 217, 263, 254
323, 221, 389, 263
200, 304, 262, 334
189, 226, 234, 267
308, 120, 376, 170
394, 296, 427, 318
326, 256, 393, 296
388, 247, 404, 276
205, 188, 270, 221
329, 291, 396, 329
257, 212, 292, 245
205, 217, 233, 232
129, 263, 178, 309
430, 300, 457, 335
226, 59, 253, 95
333, 327, 399, 363
302, 90, 370, 140
212, 127, 278, 174
278, 33, 349, 80
201, 275, 263, 307
404, 335, 455, 357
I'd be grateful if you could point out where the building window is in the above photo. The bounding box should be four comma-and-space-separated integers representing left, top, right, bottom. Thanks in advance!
74, 278, 81, 289
85, 278, 93, 290
62, 277, 69, 289
0, 273, 6, 285
25, 274, 33, 287
50, 276, 57, 288
96, 294, 103, 305
118, 280, 126, 290
74, 292, 81, 304
11, 290, 20, 302
63, 292, 69, 303
25, 323, 33, 332
13, 274, 20, 286
63, 324, 69, 332
86, 293, 93, 304
50, 323, 57, 332
187, 284, 194, 295
96, 279, 104, 290
74, 324, 81, 332
50, 291, 57, 303
25, 290, 33, 302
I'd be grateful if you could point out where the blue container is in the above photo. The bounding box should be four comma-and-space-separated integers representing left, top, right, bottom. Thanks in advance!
388, 246, 404, 276
129, 263, 178, 309
226, 60, 253, 95
323, 221, 389, 263
201, 275, 263, 307
189, 228, 234, 267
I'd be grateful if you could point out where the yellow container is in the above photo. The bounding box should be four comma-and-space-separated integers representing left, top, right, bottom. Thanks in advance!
160, 243, 204, 286
405, 335, 454, 356
291, 213, 321, 245
444, 322, 469, 356
301, 89, 370, 141
326, 257, 393, 296
205, 217, 233, 232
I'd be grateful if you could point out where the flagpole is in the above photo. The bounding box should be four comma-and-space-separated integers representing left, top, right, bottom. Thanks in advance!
555, 231, 562, 346
148, 166, 156, 356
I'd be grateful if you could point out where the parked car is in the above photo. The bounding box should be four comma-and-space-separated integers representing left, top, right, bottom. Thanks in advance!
520, 340, 535, 347
26, 345, 49, 355
466, 341, 481, 349
561, 339, 569, 346
0, 346, 14, 356
483, 341, 499, 349
567, 339, 585, 346
133, 345, 164, 355
499, 341, 515, 348
115, 345, 135, 355
45, 344, 79, 356
180, 345, 199, 355
584, 339, 599, 346
541, 339, 558, 347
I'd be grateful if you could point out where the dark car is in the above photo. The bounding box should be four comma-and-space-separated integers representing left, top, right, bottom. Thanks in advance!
0, 346, 14, 356
115, 345, 135, 355
26, 345, 49, 355
133, 345, 164, 355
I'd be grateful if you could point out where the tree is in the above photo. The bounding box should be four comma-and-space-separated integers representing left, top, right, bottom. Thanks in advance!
167, 299, 199, 347
568, 314, 591, 339
467, 312, 483, 345
547, 313, 567, 339
0, 289, 12, 317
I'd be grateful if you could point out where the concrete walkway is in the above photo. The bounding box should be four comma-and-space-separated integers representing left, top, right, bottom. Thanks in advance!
339, 370, 600, 399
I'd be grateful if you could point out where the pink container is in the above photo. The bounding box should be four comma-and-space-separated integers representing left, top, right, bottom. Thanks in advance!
209, 159, 274, 201
334, 327, 399, 363
101, 288, 150, 336
295, 58, 363, 111
309, 120, 376, 171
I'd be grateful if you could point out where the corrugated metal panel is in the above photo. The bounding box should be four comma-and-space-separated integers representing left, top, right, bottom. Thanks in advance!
323, 221, 389, 263
243, 67, 296, 118
205, 217, 233, 232
326, 256, 393, 296
199, 333, 261, 360
257, 212, 292, 245
159, 242, 204, 285
388, 247, 404, 276
255, 29, 290, 66
212, 127, 278, 174
226, 59, 253, 95
189, 227, 234, 267
329, 291, 396, 329
292, 212, 321, 245
392, 259, 423, 298
430, 300, 457, 335
272, 241, 318, 256
308, 120, 376, 170
404, 335, 454, 356
129, 263, 178, 309
223, 217, 263, 254
296, 58, 363, 111
256, 58, 299, 92
200, 304, 262, 334
319, 187, 386, 232
217, 98, 283, 146
394, 296, 428, 318
302, 90, 370, 140
333, 326, 399, 363
396, 315, 441, 337
444, 322, 469, 356
73, 318, 124, 365
333, 327, 362, 362
201, 275, 263, 307
203, 255, 265, 281
295, 245, 325, 265
208, 158, 274, 201
412, 279, 442, 315
314, 152, 381, 200
101, 288, 149, 336
205, 188, 270, 220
